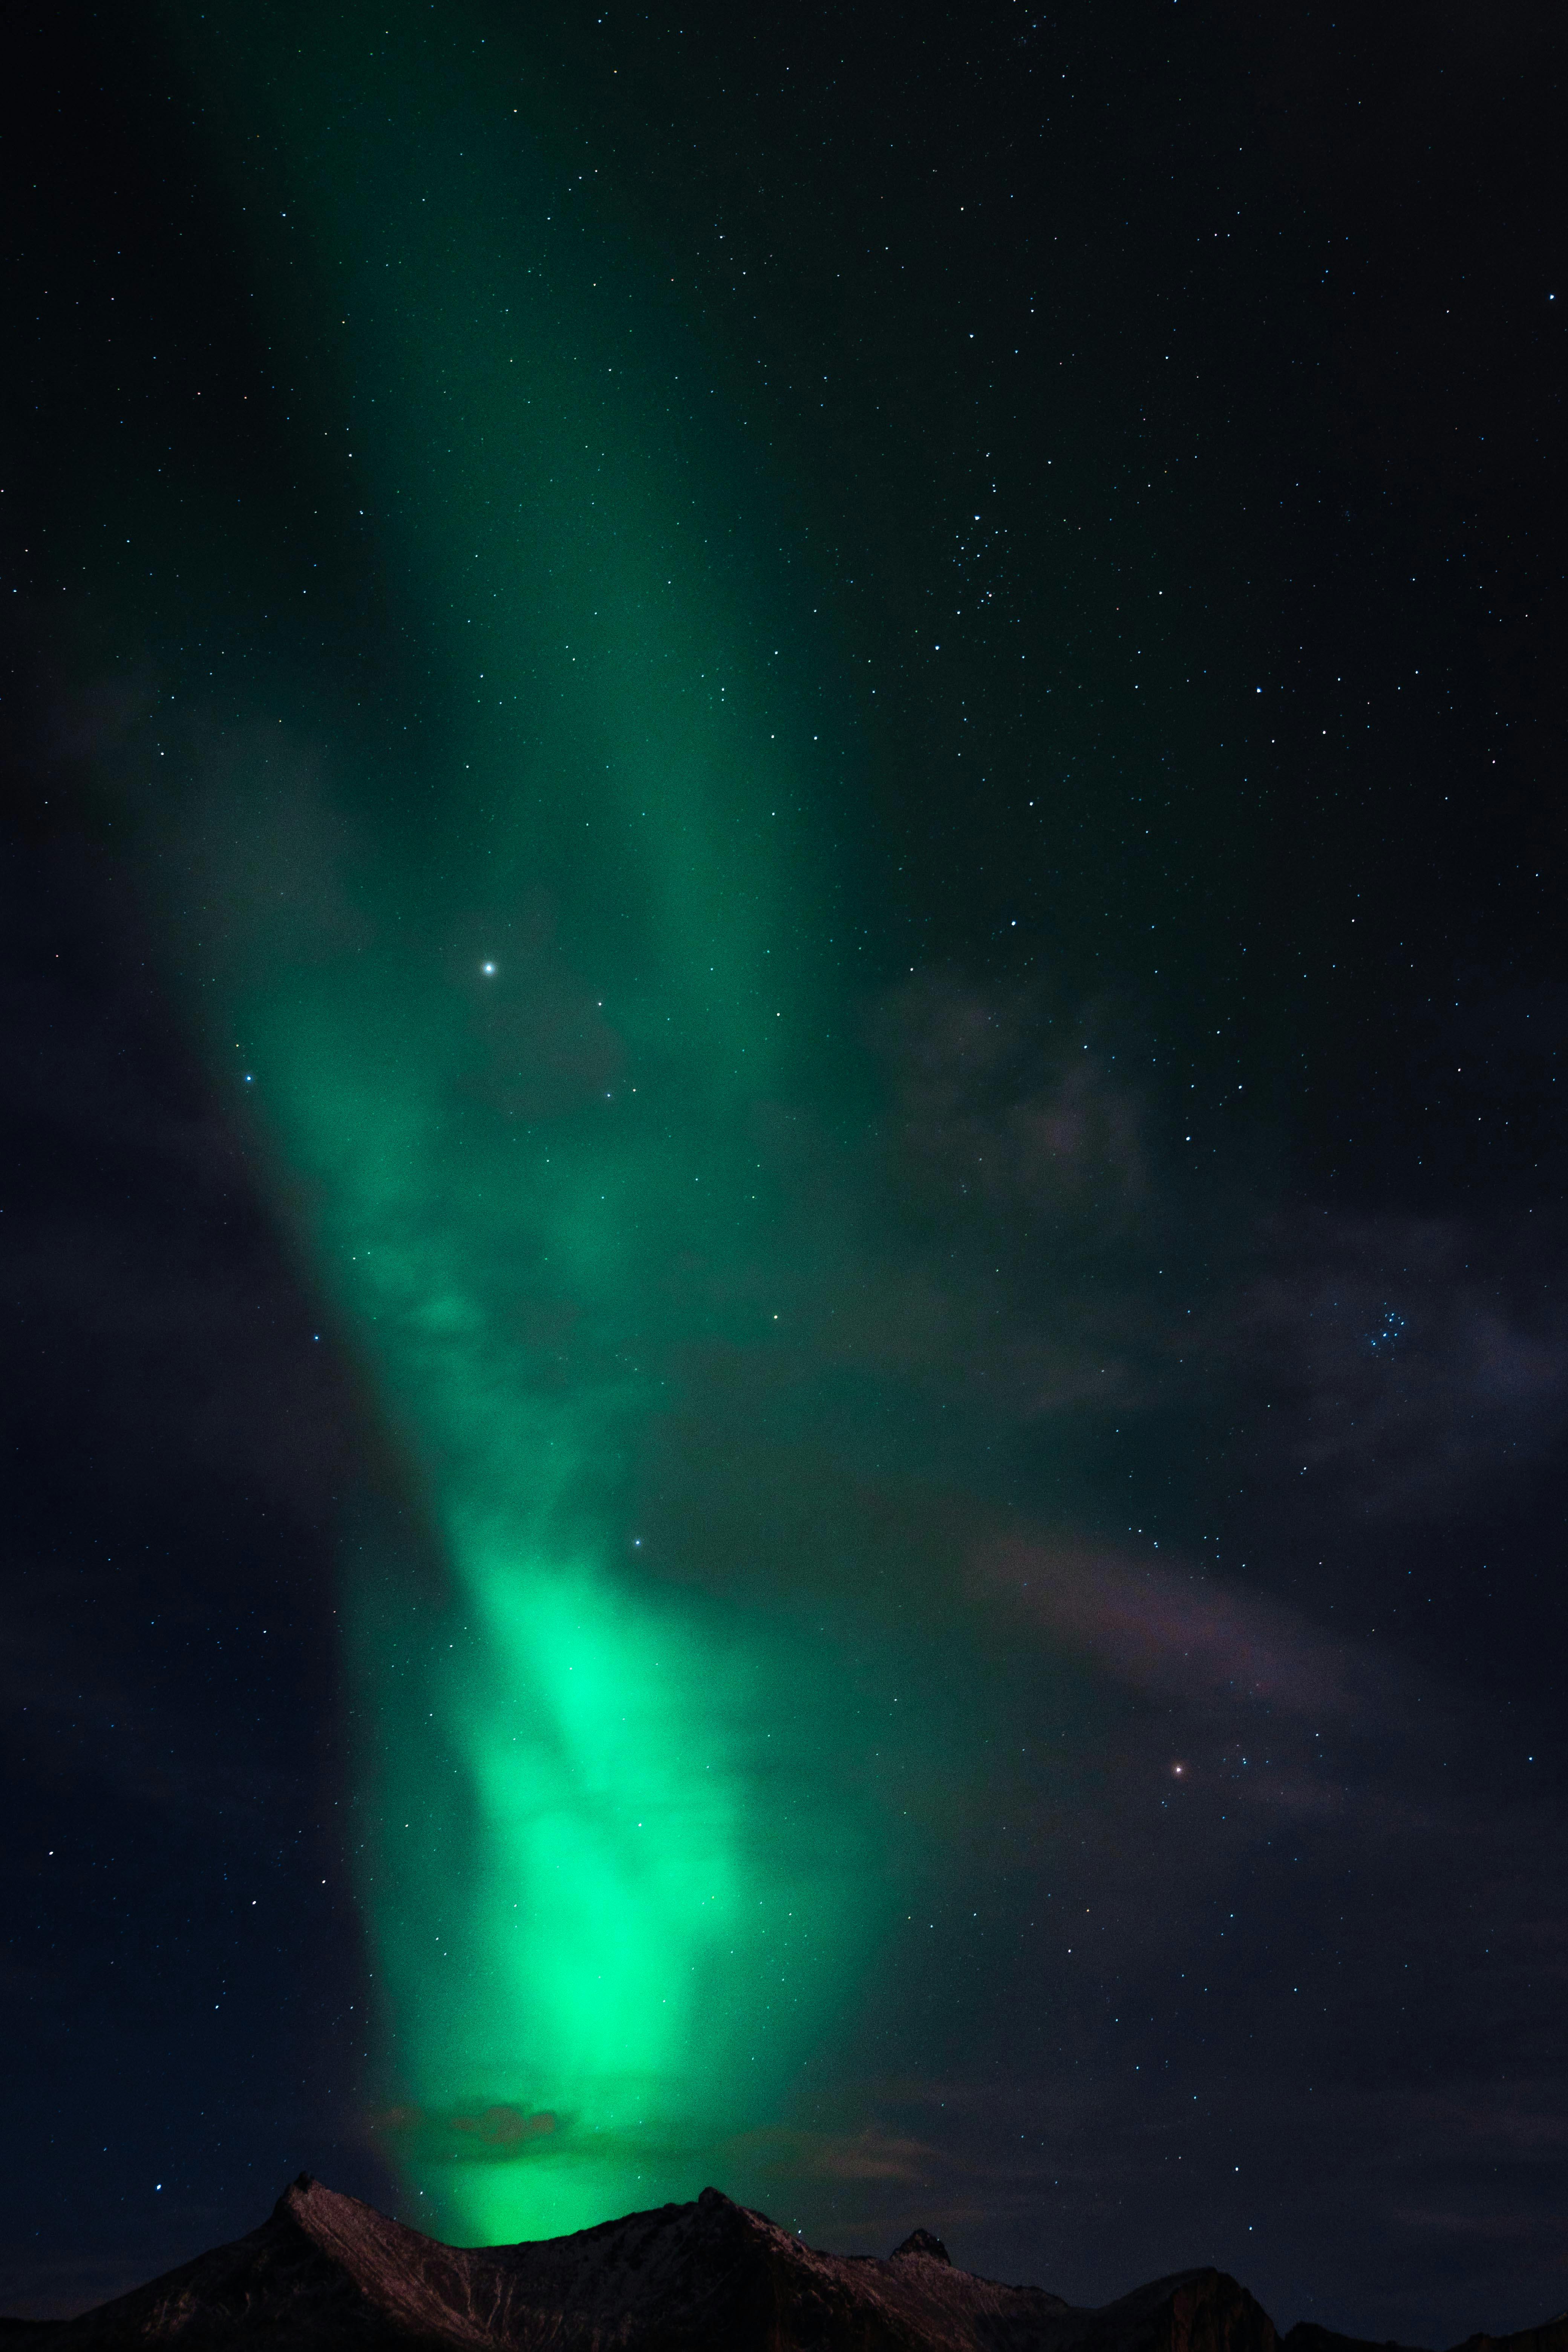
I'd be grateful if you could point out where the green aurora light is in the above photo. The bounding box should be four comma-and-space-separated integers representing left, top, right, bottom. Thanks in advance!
142, 0, 925, 2242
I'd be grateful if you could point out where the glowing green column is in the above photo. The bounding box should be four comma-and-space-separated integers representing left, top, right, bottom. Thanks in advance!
164, 0, 894, 2241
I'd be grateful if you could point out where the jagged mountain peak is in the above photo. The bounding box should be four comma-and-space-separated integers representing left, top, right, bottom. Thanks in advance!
892, 2231, 954, 2266
4, 2182, 1566, 2352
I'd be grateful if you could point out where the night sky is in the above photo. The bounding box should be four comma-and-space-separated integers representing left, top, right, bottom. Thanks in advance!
3, 0, 1566, 2340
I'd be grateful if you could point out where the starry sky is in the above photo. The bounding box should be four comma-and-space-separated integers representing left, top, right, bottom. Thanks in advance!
3, 0, 1566, 2339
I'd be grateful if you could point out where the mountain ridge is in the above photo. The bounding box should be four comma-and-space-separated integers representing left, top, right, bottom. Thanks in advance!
0, 2176, 1561, 2352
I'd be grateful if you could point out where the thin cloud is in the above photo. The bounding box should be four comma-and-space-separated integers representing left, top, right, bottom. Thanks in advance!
976, 1536, 1394, 1722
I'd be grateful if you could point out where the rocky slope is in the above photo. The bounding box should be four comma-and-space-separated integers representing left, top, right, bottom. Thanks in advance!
0, 2176, 1561, 2352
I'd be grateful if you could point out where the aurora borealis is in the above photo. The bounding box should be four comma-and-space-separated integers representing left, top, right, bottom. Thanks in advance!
7, 0, 1568, 2338
139, 0, 908, 2240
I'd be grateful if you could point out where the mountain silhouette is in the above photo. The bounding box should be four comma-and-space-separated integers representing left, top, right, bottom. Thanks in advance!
0, 2176, 1562, 2352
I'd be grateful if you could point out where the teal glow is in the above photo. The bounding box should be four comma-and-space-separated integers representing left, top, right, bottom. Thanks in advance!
155, 0, 908, 2241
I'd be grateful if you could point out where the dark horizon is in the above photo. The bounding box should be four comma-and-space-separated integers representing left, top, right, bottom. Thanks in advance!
7, 2170, 1566, 2352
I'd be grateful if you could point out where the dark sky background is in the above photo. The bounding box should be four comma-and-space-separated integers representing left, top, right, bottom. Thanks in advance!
3, 0, 1566, 2340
